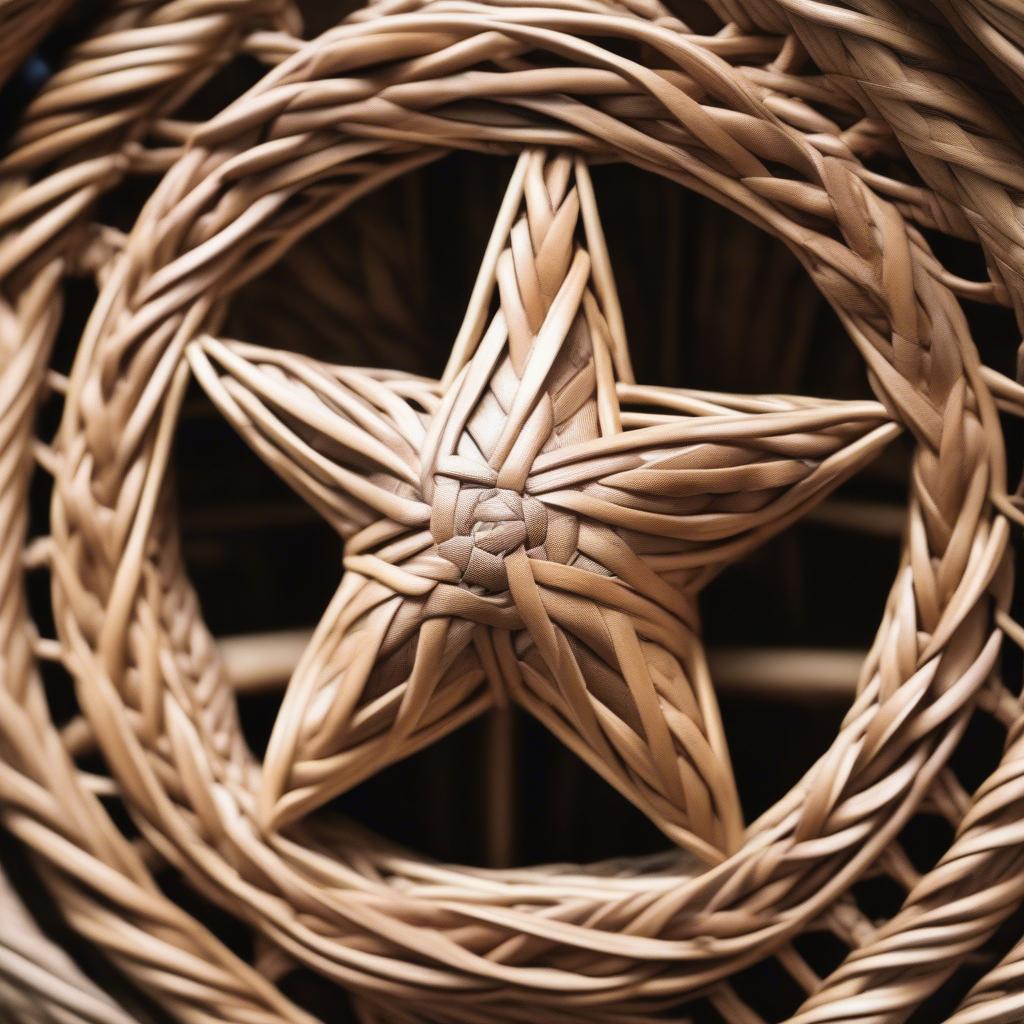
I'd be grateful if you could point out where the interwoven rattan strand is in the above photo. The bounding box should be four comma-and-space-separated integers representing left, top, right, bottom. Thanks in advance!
2, 1, 1024, 1022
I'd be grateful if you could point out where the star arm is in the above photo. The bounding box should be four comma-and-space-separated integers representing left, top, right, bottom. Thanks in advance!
501, 386, 896, 861
528, 388, 900, 590
257, 565, 495, 832
505, 544, 744, 862
187, 336, 435, 538
417, 149, 745, 862
188, 338, 505, 829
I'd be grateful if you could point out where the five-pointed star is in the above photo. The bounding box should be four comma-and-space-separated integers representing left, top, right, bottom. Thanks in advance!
187, 150, 898, 864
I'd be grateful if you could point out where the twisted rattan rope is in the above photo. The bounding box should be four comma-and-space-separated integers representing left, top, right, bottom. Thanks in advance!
0, 8, 125, 1018
703, 3, 1024, 1017
929, 0, 1024, 104
2, 2, 1024, 1024
0, 4, 890, 1021
711, 0, 1024, 344
0, 870, 135, 1024
0, 11, 100, 1019
33, 4, 1015, 1020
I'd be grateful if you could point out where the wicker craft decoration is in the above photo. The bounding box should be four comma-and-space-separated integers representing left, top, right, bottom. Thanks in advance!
3, 0, 1024, 1022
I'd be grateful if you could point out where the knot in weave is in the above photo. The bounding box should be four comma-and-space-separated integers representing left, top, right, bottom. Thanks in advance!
434, 486, 547, 593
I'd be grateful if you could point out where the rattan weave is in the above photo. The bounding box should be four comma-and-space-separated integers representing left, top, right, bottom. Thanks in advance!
2, 1, 1024, 1022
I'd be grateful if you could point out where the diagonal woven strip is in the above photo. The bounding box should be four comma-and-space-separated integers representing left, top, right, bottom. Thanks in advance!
0, 870, 135, 1024
0, 2, 330, 1022
712, 0, 1024, 333
702, 3, 1024, 1017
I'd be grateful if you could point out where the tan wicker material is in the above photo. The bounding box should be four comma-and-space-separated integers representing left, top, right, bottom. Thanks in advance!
2, 0, 1024, 1022
0, 870, 136, 1024
189, 148, 904, 865
713, 0, 1024, 327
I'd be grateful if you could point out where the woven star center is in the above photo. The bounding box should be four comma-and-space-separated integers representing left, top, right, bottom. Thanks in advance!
435, 486, 548, 593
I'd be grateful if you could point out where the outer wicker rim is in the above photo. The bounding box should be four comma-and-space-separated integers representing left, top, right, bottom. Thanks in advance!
0, 2, 1019, 1024
0, 3, 136, 1022
39, 3, 1016, 1018
705, 5, 1024, 1016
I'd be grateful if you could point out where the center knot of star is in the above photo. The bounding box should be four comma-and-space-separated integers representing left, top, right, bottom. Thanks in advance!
434, 487, 547, 593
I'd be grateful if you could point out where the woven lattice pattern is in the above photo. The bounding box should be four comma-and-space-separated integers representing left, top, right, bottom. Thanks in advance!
0, 1, 1023, 1022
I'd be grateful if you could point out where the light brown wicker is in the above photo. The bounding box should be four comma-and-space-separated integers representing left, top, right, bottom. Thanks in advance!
2, 1, 1024, 1022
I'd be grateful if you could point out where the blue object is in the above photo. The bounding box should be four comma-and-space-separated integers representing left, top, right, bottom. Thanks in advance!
21, 53, 52, 94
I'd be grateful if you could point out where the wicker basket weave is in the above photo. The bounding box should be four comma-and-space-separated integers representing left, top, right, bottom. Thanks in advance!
2, 1, 1024, 1022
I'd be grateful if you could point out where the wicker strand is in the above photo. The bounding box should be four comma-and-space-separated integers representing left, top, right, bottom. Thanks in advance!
0, 2, 318, 1021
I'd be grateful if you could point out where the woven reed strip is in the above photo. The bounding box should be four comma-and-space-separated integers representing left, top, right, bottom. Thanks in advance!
0, 4, 802, 1022
33, 4, 1016, 1020
928, 0, 1024, 104
0, 2, 324, 1022
0, 12, 101, 1018
0, 0, 1015, 1015
0, 871, 135, 1024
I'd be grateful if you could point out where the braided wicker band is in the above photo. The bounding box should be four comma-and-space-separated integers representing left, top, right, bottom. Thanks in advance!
42, 2, 1014, 1019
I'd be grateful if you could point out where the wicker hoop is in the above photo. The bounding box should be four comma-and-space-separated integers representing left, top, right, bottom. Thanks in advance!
33, 3, 1017, 1020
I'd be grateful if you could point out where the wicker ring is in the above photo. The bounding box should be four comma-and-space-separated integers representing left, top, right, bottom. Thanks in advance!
50, 3, 1011, 1018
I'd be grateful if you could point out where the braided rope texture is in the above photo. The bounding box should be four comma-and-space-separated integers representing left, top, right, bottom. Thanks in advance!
0, 0, 1024, 1022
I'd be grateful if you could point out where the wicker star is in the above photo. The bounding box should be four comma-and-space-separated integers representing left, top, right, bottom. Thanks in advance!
188, 150, 896, 864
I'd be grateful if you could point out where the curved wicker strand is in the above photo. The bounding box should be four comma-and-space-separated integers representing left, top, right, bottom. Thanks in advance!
787, 705, 1024, 1022
0, 862, 135, 1024
694, 2, 1024, 1015
0, 0, 1015, 1019
928, 0, 1024, 104
714, 0, 1024, 345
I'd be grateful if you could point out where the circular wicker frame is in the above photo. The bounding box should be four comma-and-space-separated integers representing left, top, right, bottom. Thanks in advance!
33, 2, 1018, 1020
